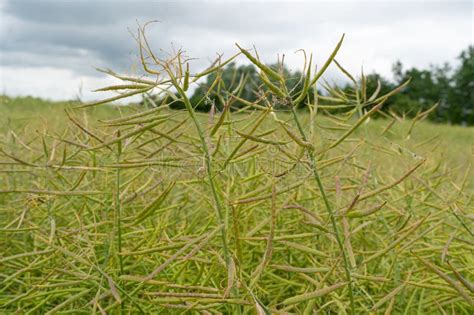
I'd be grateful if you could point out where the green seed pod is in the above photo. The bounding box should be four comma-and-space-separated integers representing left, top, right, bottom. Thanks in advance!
236, 43, 281, 81
116, 130, 122, 156
183, 63, 190, 91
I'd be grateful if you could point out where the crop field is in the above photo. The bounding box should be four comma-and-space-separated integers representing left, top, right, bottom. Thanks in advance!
0, 33, 473, 314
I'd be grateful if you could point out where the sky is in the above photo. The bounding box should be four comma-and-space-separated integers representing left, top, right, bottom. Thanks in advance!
0, 0, 472, 102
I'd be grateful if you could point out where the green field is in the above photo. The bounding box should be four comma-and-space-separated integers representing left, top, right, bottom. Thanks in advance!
1, 94, 473, 314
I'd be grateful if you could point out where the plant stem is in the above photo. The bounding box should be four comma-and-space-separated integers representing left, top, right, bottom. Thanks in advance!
289, 104, 356, 314
171, 77, 231, 269
115, 147, 124, 274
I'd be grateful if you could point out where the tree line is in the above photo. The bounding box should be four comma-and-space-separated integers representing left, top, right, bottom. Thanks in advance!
145, 46, 473, 125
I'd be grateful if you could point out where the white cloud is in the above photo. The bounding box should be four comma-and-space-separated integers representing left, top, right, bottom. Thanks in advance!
0, 66, 125, 101
0, 0, 472, 101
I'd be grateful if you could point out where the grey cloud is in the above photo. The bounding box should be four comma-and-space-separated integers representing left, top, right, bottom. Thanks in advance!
3, 1, 180, 26
3, 1, 471, 68
0, 0, 472, 100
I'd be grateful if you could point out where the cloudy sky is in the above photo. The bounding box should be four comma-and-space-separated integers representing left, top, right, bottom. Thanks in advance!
0, 0, 472, 101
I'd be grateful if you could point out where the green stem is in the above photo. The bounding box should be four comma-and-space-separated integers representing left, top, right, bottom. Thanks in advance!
115, 151, 124, 274
289, 104, 355, 314
171, 75, 231, 269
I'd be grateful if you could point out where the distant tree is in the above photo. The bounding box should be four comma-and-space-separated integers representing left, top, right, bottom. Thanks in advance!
390, 46, 473, 125
364, 73, 396, 109
188, 62, 261, 111
392, 62, 444, 115
447, 46, 474, 125
337, 72, 395, 117
166, 62, 259, 112
171, 62, 311, 111
264, 63, 312, 109
143, 46, 473, 125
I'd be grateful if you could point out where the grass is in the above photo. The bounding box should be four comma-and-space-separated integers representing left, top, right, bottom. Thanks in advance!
0, 29, 473, 314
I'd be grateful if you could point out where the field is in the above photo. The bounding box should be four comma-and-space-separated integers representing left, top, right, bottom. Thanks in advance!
1, 93, 473, 314
1, 28, 474, 314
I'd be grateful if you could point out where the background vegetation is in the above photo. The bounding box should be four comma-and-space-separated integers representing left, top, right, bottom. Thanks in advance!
149, 45, 473, 125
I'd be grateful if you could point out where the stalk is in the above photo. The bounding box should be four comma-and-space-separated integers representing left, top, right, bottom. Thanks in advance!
167, 70, 231, 270
115, 133, 124, 275
288, 102, 356, 314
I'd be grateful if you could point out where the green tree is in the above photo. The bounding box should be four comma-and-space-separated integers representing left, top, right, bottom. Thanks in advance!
393, 62, 444, 115
144, 46, 473, 125
447, 46, 474, 125
170, 62, 310, 111
184, 62, 260, 111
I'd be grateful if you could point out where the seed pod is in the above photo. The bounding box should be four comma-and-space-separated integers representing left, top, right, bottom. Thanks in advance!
116, 130, 122, 155
133, 182, 176, 224
346, 201, 387, 218
283, 282, 348, 305
93, 84, 151, 92
235, 130, 288, 146
259, 72, 286, 98
371, 283, 406, 311
236, 43, 281, 81
294, 54, 313, 105
309, 34, 345, 87
76, 86, 153, 108
183, 63, 190, 91
280, 122, 314, 150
